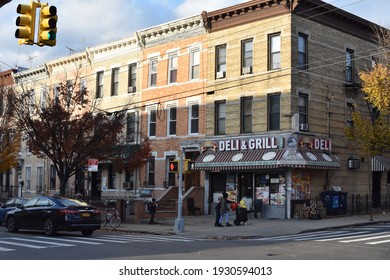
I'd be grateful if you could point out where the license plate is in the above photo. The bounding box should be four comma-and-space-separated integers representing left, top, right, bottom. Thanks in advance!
81, 212, 90, 217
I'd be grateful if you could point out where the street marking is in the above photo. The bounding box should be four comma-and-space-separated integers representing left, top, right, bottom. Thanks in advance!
34, 236, 103, 245
340, 234, 390, 243
367, 239, 390, 245
0, 240, 46, 249
9, 237, 75, 247
0, 246, 15, 252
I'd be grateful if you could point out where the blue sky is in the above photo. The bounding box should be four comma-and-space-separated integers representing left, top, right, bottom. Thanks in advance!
1, 0, 389, 71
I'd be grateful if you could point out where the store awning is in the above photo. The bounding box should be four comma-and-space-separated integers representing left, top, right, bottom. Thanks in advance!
371, 156, 390, 171
194, 149, 340, 171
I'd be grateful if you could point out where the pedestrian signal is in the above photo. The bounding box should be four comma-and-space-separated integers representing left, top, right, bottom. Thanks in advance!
169, 160, 179, 173
184, 160, 196, 173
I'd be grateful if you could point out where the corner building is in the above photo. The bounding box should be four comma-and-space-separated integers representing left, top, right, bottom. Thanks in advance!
195, 0, 388, 218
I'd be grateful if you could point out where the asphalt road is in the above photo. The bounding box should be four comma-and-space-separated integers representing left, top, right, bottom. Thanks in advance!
0, 224, 389, 260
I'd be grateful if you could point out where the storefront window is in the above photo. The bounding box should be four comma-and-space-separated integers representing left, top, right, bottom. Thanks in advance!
255, 174, 285, 206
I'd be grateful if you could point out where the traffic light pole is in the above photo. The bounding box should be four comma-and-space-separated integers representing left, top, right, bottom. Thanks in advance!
174, 151, 185, 233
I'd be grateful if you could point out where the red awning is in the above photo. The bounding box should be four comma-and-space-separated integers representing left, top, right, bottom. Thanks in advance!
194, 149, 340, 171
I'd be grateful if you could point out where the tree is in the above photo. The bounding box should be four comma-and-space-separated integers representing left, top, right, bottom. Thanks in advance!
0, 87, 20, 173
11, 75, 149, 197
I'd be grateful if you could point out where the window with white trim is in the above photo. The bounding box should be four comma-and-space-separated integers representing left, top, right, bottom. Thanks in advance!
149, 58, 158, 87
168, 53, 178, 84
189, 103, 199, 134
168, 106, 177, 136
148, 107, 157, 137
190, 48, 200, 80
269, 33, 281, 70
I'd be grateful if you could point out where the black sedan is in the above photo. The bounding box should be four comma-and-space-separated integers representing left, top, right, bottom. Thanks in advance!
0, 197, 28, 225
5, 195, 101, 236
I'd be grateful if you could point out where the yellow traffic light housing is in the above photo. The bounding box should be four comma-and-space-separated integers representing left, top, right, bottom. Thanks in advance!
37, 3, 57, 47
169, 160, 179, 173
15, 2, 37, 45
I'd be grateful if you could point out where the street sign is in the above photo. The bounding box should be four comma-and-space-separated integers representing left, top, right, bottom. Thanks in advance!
88, 158, 98, 172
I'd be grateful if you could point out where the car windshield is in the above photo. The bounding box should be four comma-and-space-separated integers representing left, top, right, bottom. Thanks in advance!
56, 198, 89, 207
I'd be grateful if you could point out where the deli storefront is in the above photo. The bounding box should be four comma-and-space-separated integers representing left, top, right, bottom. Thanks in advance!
194, 134, 340, 219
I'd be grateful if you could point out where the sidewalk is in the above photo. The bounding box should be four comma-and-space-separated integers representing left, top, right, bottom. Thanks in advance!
99, 211, 390, 239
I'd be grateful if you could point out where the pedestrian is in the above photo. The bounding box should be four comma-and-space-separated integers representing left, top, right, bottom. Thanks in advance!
214, 199, 221, 227
218, 192, 232, 227
148, 198, 158, 224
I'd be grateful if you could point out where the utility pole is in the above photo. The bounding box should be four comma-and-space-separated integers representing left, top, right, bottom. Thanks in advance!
174, 150, 185, 233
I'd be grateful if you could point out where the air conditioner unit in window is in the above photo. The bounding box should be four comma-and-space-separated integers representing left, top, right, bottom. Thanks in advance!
216, 71, 225, 79
299, 123, 309, 131
242, 66, 252, 74
128, 86, 136, 93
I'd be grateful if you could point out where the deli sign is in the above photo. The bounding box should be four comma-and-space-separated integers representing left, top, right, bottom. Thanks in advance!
219, 137, 282, 152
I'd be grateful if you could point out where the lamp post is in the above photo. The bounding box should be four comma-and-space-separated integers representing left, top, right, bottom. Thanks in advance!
174, 151, 185, 233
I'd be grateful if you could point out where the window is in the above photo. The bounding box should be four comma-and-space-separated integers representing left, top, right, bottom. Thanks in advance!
298, 33, 308, 70
241, 39, 253, 74
190, 48, 200, 80
298, 93, 308, 131
37, 167, 43, 193
148, 107, 157, 137
168, 106, 177, 136
269, 33, 281, 70
40, 87, 47, 109
96, 71, 104, 98
50, 165, 56, 190
346, 49, 354, 82
216, 44, 226, 79
128, 63, 137, 92
268, 94, 280, 131
149, 58, 158, 87
111, 67, 119, 96
168, 53, 178, 84
25, 167, 31, 191
126, 112, 136, 142
215, 100, 226, 135
53, 86, 60, 105
241, 96, 252, 133
147, 157, 155, 186
80, 78, 87, 103
346, 102, 354, 127
189, 103, 199, 134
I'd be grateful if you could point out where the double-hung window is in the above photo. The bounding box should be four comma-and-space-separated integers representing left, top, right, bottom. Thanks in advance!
128, 63, 137, 92
215, 100, 226, 135
25, 167, 31, 191
298, 93, 309, 131
346, 49, 354, 82
168, 106, 177, 136
96, 71, 104, 98
268, 94, 280, 131
269, 33, 281, 70
147, 157, 155, 186
241, 96, 252, 133
190, 48, 200, 80
126, 112, 136, 142
168, 53, 178, 84
148, 107, 157, 137
298, 33, 308, 70
242, 39, 253, 74
189, 103, 199, 134
149, 58, 158, 87
216, 44, 226, 79
111, 67, 119, 96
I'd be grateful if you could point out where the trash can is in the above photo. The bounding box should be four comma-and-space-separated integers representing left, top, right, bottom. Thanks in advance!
320, 191, 348, 215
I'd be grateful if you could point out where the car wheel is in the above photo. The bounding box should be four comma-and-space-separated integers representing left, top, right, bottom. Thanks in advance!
81, 229, 94, 236
7, 216, 18, 233
43, 218, 56, 236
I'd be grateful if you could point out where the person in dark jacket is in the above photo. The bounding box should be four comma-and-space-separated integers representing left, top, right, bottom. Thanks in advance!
218, 192, 231, 227
214, 199, 221, 227
149, 198, 158, 224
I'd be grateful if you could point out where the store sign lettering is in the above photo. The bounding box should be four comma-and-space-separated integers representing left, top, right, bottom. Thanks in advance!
219, 137, 279, 152
314, 138, 331, 151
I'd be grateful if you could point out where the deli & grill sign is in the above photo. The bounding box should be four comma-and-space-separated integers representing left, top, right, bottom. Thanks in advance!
218, 136, 332, 152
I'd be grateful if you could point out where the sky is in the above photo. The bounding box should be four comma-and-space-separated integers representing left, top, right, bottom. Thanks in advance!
0, 0, 389, 71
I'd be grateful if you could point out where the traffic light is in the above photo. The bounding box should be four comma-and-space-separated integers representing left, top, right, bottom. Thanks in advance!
169, 160, 179, 173
37, 3, 57, 47
184, 160, 196, 173
15, 2, 37, 45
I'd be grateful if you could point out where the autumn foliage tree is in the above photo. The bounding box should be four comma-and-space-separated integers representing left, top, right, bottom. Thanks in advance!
12, 75, 150, 197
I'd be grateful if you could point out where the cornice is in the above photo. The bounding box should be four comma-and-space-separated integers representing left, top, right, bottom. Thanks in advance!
137, 15, 204, 44
13, 66, 47, 80
87, 36, 138, 56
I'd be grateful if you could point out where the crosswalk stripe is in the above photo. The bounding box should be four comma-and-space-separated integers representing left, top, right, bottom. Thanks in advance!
0, 246, 15, 252
34, 236, 103, 245
0, 240, 46, 249
99, 235, 198, 242
315, 231, 371, 241
67, 236, 128, 243
9, 238, 75, 247
340, 233, 390, 243
366, 239, 390, 245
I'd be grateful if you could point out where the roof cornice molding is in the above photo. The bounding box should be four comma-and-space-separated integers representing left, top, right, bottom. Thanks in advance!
87, 36, 138, 56
13, 66, 47, 79
137, 15, 204, 43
